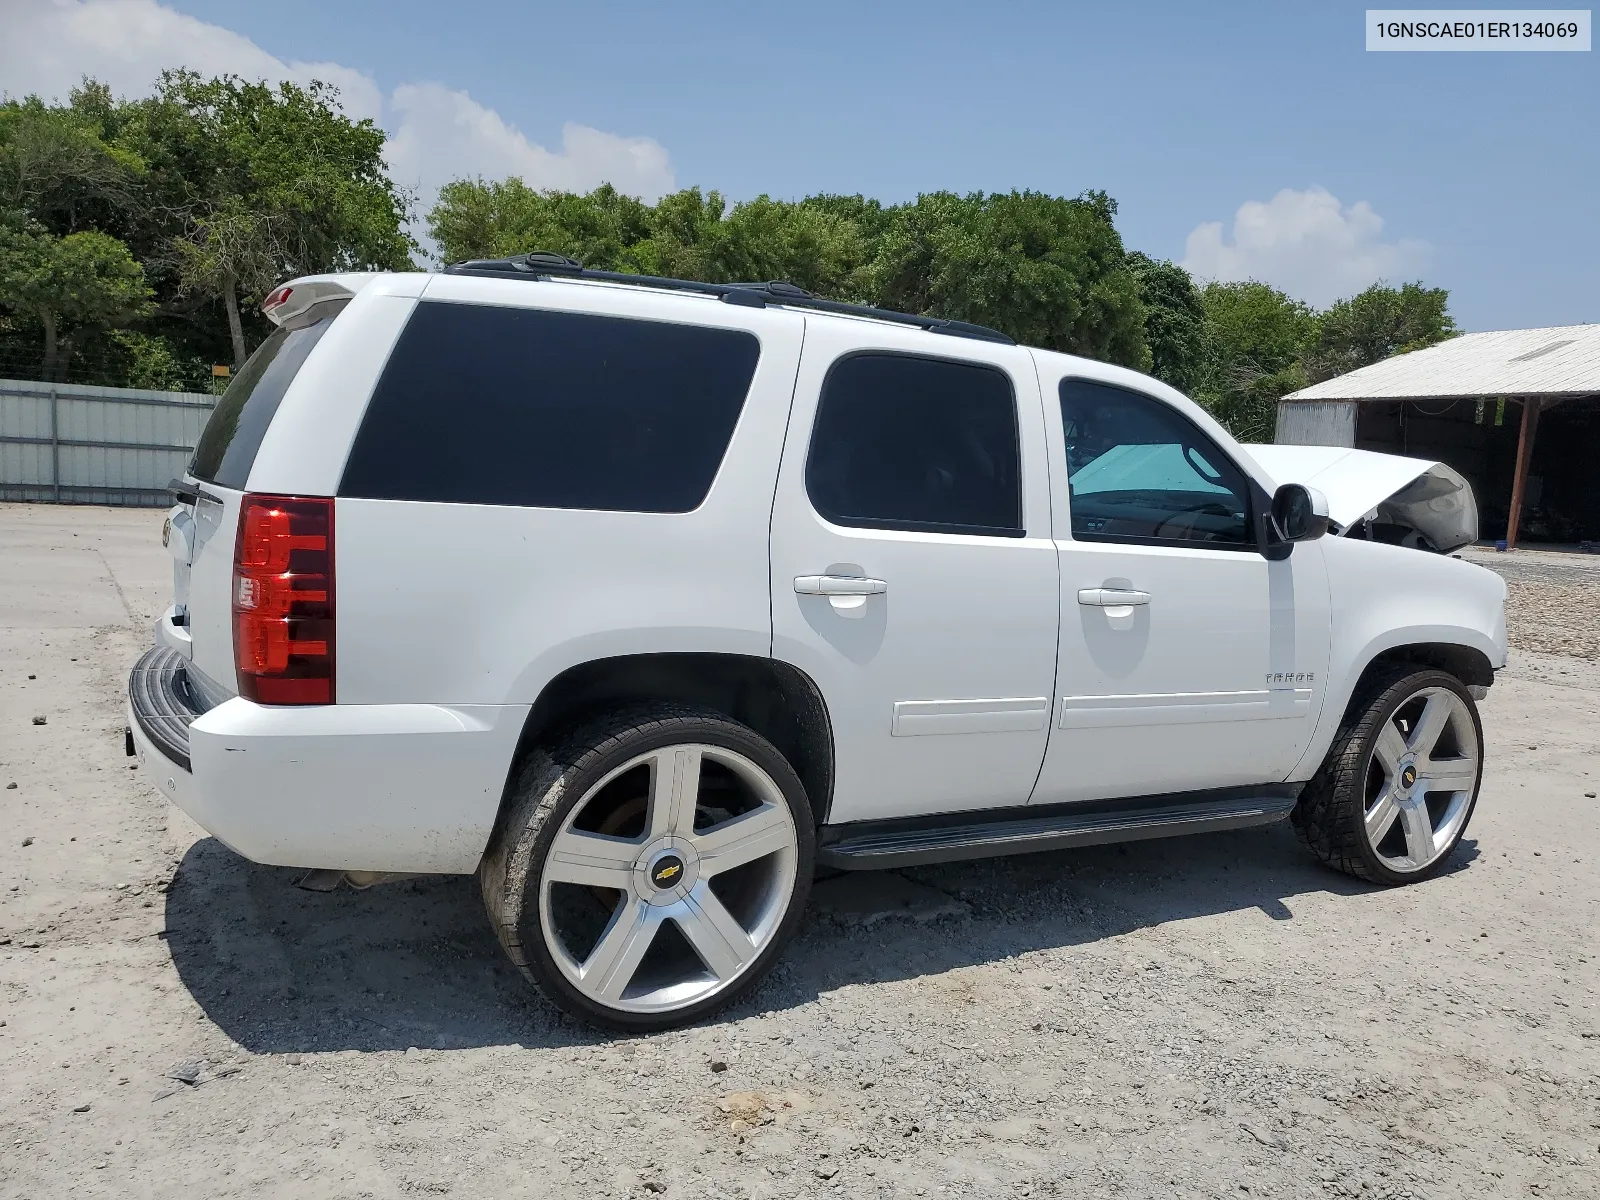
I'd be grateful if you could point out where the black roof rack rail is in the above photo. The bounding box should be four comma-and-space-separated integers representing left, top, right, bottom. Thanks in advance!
442, 253, 1015, 345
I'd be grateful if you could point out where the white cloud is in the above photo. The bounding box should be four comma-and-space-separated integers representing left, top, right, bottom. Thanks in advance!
1181, 186, 1428, 307
385, 83, 675, 211
0, 0, 675, 248
0, 0, 383, 121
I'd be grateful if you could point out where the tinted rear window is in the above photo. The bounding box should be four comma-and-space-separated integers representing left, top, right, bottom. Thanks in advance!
189, 315, 336, 489
339, 301, 762, 512
806, 352, 1023, 536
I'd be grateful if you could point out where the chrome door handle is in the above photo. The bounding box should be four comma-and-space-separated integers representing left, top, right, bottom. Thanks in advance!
794, 575, 888, 596
1078, 588, 1151, 607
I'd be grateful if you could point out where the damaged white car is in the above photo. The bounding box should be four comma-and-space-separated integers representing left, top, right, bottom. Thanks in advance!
1245, 445, 1479, 554
127, 261, 1508, 1031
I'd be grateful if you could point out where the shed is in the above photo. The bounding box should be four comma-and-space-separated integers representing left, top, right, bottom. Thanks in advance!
1276, 324, 1600, 548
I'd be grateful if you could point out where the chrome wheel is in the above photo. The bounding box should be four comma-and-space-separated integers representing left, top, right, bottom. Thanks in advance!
1362, 686, 1480, 874
537, 743, 800, 1015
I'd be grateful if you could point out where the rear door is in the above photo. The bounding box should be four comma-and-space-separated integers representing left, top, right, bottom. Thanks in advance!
179, 310, 342, 701
768, 321, 1060, 825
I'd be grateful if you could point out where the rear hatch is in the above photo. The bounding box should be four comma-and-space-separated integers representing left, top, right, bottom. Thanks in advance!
175, 305, 343, 703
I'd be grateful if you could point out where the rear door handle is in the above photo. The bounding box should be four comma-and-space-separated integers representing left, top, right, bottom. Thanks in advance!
1078, 588, 1151, 607
794, 575, 888, 596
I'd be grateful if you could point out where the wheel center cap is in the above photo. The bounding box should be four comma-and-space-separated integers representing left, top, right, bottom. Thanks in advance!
649, 853, 686, 890
636, 840, 699, 904
1400, 763, 1418, 790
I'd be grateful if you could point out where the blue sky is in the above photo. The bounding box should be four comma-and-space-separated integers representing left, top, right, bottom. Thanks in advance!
5, 0, 1596, 330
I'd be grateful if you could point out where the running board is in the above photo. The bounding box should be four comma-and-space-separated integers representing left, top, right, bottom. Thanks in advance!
816, 786, 1300, 870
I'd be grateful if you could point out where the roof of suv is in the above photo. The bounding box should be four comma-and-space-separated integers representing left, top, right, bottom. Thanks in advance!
444, 252, 1017, 344
264, 260, 1218, 429
263, 253, 1015, 347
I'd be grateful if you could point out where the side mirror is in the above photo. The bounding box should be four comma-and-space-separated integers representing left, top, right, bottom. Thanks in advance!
1270, 483, 1330, 543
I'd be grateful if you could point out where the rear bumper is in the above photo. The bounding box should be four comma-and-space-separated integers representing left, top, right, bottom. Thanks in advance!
129, 646, 202, 771
127, 646, 529, 874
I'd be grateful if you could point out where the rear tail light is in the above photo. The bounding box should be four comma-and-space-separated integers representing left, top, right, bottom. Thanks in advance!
233, 494, 334, 704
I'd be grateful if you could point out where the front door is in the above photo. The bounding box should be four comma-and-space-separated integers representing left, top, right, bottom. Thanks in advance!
769, 322, 1060, 825
1031, 372, 1331, 805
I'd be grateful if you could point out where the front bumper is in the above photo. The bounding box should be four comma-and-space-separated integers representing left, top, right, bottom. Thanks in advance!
127, 646, 529, 874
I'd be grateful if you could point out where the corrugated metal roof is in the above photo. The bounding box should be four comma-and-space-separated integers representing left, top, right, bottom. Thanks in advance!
1283, 323, 1600, 402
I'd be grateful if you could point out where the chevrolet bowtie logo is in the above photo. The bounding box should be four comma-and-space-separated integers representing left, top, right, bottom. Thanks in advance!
650, 858, 684, 887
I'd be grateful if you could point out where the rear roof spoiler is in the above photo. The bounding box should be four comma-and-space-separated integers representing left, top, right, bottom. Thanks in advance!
260, 275, 375, 327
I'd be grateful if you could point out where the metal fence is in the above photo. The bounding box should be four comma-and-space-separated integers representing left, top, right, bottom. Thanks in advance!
0, 378, 216, 506
1275, 399, 1358, 447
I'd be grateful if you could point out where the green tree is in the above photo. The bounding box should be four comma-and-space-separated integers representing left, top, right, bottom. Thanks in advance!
868, 190, 1147, 366
1305, 281, 1456, 383
649, 191, 869, 295
169, 201, 295, 370
1194, 280, 1317, 442
426, 183, 1146, 364
107, 329, 210, 391
0, 74, 416, 384
428, 179, 653, 268
139, 71, 414, 368
0, 83, 144, 238
427, 183, 874, 298
621, 186, 730, 278
0, 219, 152, 380
1127, 252, 1207, 393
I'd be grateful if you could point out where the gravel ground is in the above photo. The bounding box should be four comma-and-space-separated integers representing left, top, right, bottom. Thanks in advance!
1461, 546, 1600, 661
3, 504, 1599, 1200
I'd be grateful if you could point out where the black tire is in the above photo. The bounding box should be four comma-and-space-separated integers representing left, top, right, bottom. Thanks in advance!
479, 705, 815, 1032
1292, 666, 1483, 885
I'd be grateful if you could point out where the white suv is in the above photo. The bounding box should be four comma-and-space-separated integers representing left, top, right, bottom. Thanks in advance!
128, 255, 1508, 1031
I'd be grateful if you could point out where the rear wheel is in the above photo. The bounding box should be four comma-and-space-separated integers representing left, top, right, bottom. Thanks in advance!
480, 707, 814, 1031
1292, 668, 1483, 885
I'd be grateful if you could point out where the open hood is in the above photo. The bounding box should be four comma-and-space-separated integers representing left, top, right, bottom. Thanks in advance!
1243, 444, 1478, 553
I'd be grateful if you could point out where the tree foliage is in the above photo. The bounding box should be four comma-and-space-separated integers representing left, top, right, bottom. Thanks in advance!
0, 85, 143, 234
1304, 281, 1456, 383
0, 72, 1457, 421
0, 217, 151, 380
0, 73, 412, 384
142, 71, 415, 367
865, 190, 1146, 364
1192, 280, 1317, 443
428, 183, 1147, 367
1127, 251, 1208, 393
431, 179, 653, 271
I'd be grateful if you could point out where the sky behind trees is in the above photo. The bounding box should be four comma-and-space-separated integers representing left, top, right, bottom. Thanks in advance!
2, 0, 1595, 332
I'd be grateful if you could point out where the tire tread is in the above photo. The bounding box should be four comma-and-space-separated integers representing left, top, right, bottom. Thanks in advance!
1291, 665, 1479, 885
478, 704, 813, 1031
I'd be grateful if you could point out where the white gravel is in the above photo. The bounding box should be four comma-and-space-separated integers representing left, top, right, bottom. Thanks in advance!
1461, 546, 1600, 661
3, 505, 1599, 1199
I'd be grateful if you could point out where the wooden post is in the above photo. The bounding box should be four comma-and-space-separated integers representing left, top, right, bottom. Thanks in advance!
1505, 397, 1542, 550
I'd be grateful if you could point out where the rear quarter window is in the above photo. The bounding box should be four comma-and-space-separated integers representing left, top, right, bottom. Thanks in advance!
338, 301, 762, 512
805, 352, 1023, 536
189, 314, 337, 489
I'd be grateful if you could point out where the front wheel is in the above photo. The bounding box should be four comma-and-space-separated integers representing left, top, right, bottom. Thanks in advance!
480, 707, 814, 1032
1292, 667, 1483, 885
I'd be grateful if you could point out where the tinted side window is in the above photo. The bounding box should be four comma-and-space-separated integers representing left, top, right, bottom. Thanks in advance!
340, 302, 761, 512
190, 315, 336, 489
1059, 378, 1252, 546
806, 353, 1022, 537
